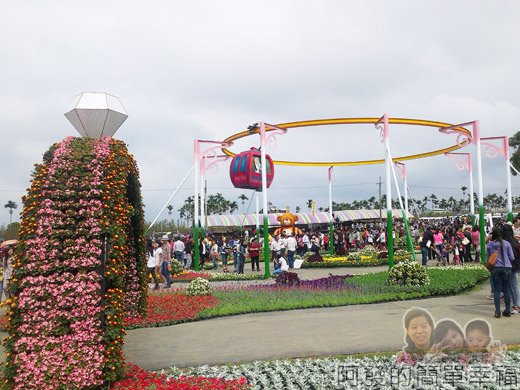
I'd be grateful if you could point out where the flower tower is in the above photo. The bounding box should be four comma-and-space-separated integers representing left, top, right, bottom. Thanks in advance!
3, 93, 148, 389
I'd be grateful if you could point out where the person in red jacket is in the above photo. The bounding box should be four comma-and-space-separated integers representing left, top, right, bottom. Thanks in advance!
248, 237, 261, 271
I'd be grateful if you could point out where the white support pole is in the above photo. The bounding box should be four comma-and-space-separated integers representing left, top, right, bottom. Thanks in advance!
328, 167, 333, 220
474, 121, 486, 264
194, 141, 201, 270
388, 151, 416, 261
506, 139, 513, 222
146, 165, 195, 233
260, 122, 270, 278
384, 116, 394, 267
403, 173, 408, 216
200, 168, 206, 229
328, 166, 334, 255
256, 192, 260, 236
469, 154, 475, 219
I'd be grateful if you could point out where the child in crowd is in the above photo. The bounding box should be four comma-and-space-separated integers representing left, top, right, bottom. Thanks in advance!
452, 240, 462, 265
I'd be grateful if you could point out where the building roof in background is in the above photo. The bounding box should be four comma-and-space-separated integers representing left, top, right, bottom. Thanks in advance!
205, 209, 412, 227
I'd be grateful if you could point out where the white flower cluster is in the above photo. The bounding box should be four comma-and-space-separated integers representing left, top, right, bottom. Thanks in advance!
186, 277, 213, 296
435, 264, 487, 271
394, 249, 411, 258
210, 273, 262, 281
167, 351, 520, 389
388, 259, 430, 287
360, 245, 378, 257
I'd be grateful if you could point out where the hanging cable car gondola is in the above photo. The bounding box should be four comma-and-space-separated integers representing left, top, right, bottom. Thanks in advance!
229, 147, 275, 190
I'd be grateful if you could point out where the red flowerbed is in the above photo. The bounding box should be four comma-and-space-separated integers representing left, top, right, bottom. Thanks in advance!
171, 272, 212, 281
111, 364, 250, 389
124, 292, 218, 328
0, 292, 218, 332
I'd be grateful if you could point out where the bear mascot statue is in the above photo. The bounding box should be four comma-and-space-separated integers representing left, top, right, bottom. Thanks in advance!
273, 211, 303, 236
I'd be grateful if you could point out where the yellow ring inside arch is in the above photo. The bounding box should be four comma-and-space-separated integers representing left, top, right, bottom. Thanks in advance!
221, 117, 471, 167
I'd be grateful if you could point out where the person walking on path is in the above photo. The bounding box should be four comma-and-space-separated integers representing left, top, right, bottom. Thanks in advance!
286, 234, 297, 269
236, 239, 246, 274
160, 236, 172, 288
420, 226, 434, 267
3, 248, 14, 300
173, 236, 185, 265
433, 228, 443, 261
219, 237, 230, 273
147, 240, 159, 290
248, 237, 261, 272
501, 224, 520, 314
472, 225, 481, 263
487, 227, 514, 318
210, 239, 219, 270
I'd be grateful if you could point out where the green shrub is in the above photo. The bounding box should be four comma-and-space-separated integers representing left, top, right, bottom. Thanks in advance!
387, 260, 430, 287
170, 259, 184, 275
360, 245, 378, 258
394, 236, 407, 249
347, 252, 361, 260
275, 271, 301, 287
186, 277, 213, 296
394, 249, 410, 258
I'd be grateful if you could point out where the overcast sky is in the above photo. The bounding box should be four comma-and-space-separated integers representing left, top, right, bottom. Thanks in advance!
1, 1, 520, 227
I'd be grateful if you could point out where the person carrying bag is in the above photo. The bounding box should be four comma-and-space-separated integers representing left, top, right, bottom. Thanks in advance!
486, 227, 515, 318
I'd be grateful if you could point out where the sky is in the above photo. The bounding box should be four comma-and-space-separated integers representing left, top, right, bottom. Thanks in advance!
1, 0, 520, 227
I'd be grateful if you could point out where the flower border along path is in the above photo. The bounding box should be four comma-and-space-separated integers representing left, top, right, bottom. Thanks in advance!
123, 267, 499, 371
198, 266, 488, 320
164, 350, 520, 390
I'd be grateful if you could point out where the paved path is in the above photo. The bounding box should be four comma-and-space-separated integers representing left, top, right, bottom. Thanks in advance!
125, 269, 519, 371
1, 263, 509, 371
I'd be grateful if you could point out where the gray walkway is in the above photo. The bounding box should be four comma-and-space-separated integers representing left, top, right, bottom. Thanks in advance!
1, 263, 510, 371
125, 269, 518, 371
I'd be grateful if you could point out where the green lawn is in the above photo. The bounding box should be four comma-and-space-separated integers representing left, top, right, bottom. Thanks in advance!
198, 267, 489, 319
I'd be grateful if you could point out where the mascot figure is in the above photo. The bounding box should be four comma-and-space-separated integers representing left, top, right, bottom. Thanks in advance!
273, 211, 303, 236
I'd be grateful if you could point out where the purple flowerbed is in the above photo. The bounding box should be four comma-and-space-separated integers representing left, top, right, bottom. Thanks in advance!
216, 273, 359, 292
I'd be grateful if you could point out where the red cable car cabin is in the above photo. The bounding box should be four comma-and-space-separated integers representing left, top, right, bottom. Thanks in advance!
230, 148, 275, 190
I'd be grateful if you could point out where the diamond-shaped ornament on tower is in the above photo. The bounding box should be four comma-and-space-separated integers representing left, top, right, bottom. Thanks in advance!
64, 92, 128, 138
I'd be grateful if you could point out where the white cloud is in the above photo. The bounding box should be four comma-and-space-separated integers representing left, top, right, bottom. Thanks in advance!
1, 0, 520, 227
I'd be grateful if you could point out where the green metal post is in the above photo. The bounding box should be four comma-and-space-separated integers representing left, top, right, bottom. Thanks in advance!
479, 205, 486, 264
474, 121, 486, 265
387, 210, 394, 268
329, 221, 334, 256
193, 223, 199, 271
402, 212, 415, 261
263, 216, 270, 278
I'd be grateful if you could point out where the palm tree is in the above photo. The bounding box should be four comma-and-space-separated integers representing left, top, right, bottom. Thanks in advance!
307, 199, 313, 211
167, 204, 174, 227
228, 201, 238, 214
295, 206, 301, 213
4, 200, 17, 225
429, 194, 438, 211
238, 194, 248, 213
461, 186, 468, 211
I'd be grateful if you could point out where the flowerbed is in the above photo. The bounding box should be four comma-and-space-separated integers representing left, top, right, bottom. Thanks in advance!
171, 271, 264, 282
227, 273, 356, 292
111, 363, 250, 389
166, 349, 520, 389
301, 257, 387, 268
171, 271, 213, 281
199, 266, 489, 319
124, 292, 218, 329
